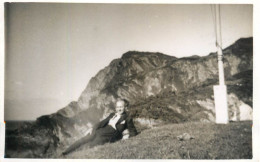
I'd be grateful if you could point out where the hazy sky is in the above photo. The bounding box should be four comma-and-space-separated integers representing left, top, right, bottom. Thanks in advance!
4, 3, 252, 120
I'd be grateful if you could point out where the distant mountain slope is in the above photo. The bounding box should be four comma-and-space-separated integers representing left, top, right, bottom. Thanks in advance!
5, 37, 253, 158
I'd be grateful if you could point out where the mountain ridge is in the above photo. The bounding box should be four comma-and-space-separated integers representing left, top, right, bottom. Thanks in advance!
5, 37, 253, 158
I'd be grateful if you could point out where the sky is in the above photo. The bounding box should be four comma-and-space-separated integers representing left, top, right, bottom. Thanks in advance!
4, 3, 253, 120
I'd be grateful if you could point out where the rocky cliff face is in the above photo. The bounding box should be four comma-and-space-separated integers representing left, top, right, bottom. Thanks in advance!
77, 37, 252, 122
5, 37, 253, 158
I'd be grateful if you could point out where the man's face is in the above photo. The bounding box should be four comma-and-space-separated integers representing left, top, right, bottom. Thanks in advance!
115, 101, 126, 115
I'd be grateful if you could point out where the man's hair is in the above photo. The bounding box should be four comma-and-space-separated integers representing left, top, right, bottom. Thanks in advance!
116, 98, 129, 107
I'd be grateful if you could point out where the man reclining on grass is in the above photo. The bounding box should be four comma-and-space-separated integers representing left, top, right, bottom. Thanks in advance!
62, 98, 137, 155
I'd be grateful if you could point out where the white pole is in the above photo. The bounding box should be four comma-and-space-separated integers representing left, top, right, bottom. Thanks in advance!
215, 4, 225, 86
213, 4, 229, 124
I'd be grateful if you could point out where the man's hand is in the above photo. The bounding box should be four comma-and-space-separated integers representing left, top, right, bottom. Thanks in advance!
88, 128, 93, 135
122, 129, 130, 140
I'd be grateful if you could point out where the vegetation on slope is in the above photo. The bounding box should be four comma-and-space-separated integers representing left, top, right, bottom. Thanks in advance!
62, 121, 252, 159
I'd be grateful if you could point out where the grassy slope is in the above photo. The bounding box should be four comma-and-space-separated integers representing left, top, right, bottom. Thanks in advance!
62, 121, 252, 159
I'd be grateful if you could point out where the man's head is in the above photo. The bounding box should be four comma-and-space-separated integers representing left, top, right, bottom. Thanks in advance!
115, 98, 128, 115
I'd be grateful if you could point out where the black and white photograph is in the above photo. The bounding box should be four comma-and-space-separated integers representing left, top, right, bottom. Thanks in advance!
1, 1, 257, 160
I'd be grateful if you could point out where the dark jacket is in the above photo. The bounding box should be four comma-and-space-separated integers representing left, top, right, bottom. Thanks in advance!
94, 112, 137, 142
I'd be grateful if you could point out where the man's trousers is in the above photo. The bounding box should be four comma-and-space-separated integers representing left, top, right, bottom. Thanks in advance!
63, 125, 117, 155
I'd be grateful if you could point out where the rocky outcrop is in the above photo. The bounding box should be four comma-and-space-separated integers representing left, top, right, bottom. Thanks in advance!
77, 38, 252, 122
5, 37, 253, 158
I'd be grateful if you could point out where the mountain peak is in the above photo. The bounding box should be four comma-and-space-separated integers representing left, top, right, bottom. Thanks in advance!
121, 51, 177, 60
224, 37, 253, 51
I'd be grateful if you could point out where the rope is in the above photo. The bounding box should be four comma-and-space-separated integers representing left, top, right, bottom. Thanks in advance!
210, 4, 217, 43
218, 5, 223, 48
210, 5, 217, 47
210, 4, 223, 50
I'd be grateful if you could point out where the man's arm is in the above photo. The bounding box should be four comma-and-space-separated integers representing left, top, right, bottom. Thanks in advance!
126, 117, 138, 137
93, 113, 114, 130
